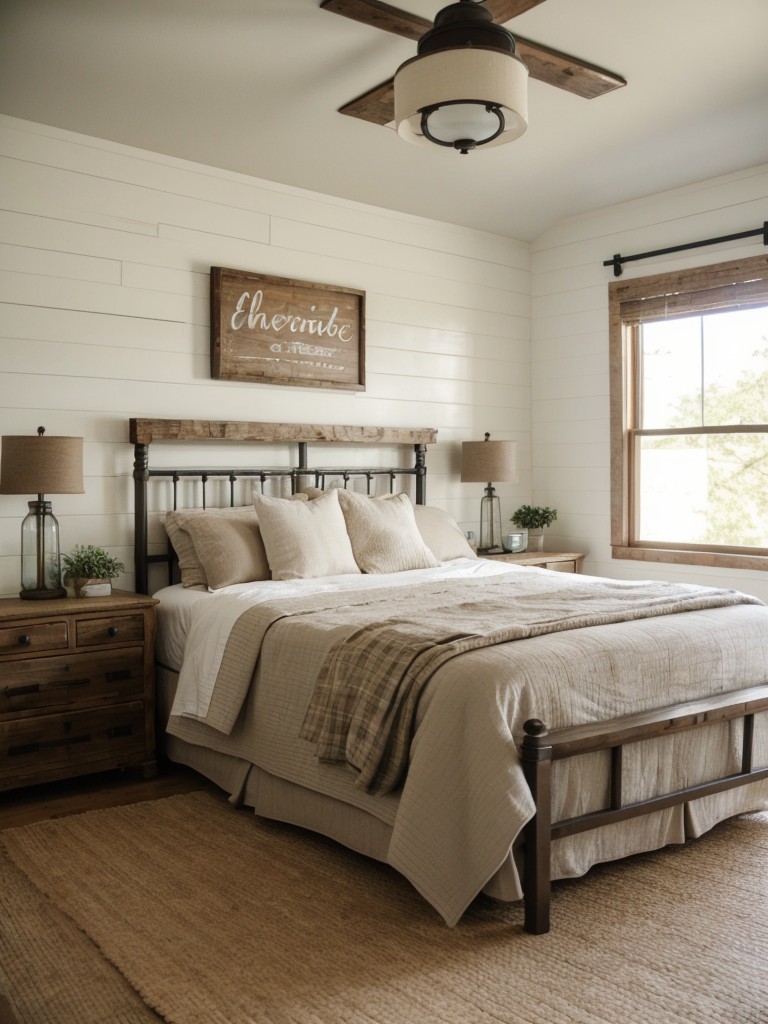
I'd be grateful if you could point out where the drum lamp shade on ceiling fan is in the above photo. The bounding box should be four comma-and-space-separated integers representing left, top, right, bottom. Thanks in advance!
394, 0, 528, 154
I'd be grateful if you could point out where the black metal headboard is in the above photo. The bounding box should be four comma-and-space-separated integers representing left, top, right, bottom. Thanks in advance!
130, 418, 438, 595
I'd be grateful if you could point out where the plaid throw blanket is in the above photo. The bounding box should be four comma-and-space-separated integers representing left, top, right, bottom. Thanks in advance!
300, 575, 762, 794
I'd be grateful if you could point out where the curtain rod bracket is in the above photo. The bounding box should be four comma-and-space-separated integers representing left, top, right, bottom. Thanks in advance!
605, 221, 768, 277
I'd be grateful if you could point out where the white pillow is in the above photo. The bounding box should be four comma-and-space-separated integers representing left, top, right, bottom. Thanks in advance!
336, 490, 439, 573
414, 505, 477, 561
253, 489, 360, 580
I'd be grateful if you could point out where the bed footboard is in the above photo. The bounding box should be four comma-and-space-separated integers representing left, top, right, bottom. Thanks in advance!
521, 683, 768, 934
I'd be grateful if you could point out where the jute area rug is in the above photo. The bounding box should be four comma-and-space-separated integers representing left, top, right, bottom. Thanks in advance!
1, 791, 766, 1024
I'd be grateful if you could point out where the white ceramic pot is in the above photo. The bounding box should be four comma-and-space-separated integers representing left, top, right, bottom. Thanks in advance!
74, 577, 112, 598
527, 530, 545, 552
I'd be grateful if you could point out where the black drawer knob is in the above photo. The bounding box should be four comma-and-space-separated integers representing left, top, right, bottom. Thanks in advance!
108, 626, 119, 637
18, 634, 31, 646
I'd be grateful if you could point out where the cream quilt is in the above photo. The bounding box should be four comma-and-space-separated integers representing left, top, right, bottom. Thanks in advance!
166, 564, 768, 925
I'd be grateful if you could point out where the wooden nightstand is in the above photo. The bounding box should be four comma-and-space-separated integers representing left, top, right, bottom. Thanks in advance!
0, 591, 158, 792
483, 551, 585, 573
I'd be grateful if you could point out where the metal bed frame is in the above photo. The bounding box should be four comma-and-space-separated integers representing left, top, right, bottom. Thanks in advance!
521, 686, 768, 933
129, 417, 768, 934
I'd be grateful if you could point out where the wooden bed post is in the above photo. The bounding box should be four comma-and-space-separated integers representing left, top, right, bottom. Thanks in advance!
521, 718, 553, 934
133, 442, 150, 595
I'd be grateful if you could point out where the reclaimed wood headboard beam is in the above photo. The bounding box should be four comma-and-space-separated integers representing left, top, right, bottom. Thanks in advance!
129, 418, 437, 447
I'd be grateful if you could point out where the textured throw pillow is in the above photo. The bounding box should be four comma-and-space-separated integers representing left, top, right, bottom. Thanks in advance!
163, 506, 260, 588
181, 508, 270, 590
414, 505, 477, 561
164, 497, 308, 588
163, 513, 208, 587
253, 489, 360, 580
337, 490, 439, 573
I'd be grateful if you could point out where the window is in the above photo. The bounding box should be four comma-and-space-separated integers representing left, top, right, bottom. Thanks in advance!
609, 253, 768, 570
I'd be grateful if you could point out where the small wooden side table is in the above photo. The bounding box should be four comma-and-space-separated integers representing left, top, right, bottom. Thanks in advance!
482, 551, 585, 573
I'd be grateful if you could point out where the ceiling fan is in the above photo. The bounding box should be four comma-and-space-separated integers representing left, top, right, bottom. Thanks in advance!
320, 0, 626, 128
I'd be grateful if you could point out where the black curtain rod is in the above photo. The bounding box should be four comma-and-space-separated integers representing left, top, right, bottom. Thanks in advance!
604, 221, 768, 277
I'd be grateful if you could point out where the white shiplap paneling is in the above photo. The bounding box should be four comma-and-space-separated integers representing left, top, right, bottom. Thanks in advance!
531, 162, 768, 601
0, 115, 529, 596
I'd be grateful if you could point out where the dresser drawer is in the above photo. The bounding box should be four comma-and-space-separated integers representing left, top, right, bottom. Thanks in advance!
544, 560, 576, 572
0, 620, 68, 657
0, 701, 146, 788
1, 649, 145, 716
76, 613, 144, 647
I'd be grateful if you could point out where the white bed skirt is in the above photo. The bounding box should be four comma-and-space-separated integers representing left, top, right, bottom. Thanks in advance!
158, 665, 768, 913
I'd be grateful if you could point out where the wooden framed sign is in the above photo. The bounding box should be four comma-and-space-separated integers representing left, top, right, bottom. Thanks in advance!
211, 267, 365, 391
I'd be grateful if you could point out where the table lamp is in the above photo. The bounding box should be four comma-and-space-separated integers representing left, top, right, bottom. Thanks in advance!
460, 433, 517, 553
0, 427, 84, 599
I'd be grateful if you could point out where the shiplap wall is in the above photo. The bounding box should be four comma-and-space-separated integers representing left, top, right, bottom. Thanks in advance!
4, 114, 765, 601
0, 115, 530, 597
530, 163, 768, 601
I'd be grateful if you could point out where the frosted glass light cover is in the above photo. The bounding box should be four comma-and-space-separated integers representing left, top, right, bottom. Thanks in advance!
423, 102, 502, 145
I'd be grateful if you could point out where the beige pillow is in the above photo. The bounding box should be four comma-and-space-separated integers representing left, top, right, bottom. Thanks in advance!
164, 497, 308, 588
414, 505, 477, 561
337, 490, 439, 573
163, 514, 207, 587
163, 506, 259, 588
253, 489, 360, 581
181, 509, 270, 590
300, 485, 326, 500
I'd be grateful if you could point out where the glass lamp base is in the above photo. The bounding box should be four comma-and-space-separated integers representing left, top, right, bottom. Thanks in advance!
478, 488, 503, 552
20, 499, 64, 599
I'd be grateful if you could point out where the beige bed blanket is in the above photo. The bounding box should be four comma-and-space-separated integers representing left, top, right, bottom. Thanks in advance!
167, 569, 768, 925
196, 574, 760, 737
299, 575, 762, 794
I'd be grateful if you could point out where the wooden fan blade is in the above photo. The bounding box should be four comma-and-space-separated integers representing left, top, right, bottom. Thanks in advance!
483, 0, 548, 20
324, 0, 626, 110
320, 0, 547, 36
515, 35, 626, 98
339, 79, 396, 126
320, 0, 428, 41
319, 0, 552, 34
338, 35, 625, 126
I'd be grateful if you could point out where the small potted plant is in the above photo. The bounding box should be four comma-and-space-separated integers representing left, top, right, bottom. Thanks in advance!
509, 505, 558, 552
62, 544, 125, 598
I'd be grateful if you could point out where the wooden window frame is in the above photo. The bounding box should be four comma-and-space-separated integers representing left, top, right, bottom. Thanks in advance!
609, 252, 768, 571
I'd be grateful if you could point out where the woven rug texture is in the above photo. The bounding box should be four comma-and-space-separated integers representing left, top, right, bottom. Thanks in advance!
0, 790, 766, 1024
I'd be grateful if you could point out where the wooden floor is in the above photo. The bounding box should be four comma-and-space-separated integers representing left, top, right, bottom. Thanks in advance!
0, 763, 208, 831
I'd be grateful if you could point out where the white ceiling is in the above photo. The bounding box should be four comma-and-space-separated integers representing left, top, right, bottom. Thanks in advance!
1, 0, 767, 240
